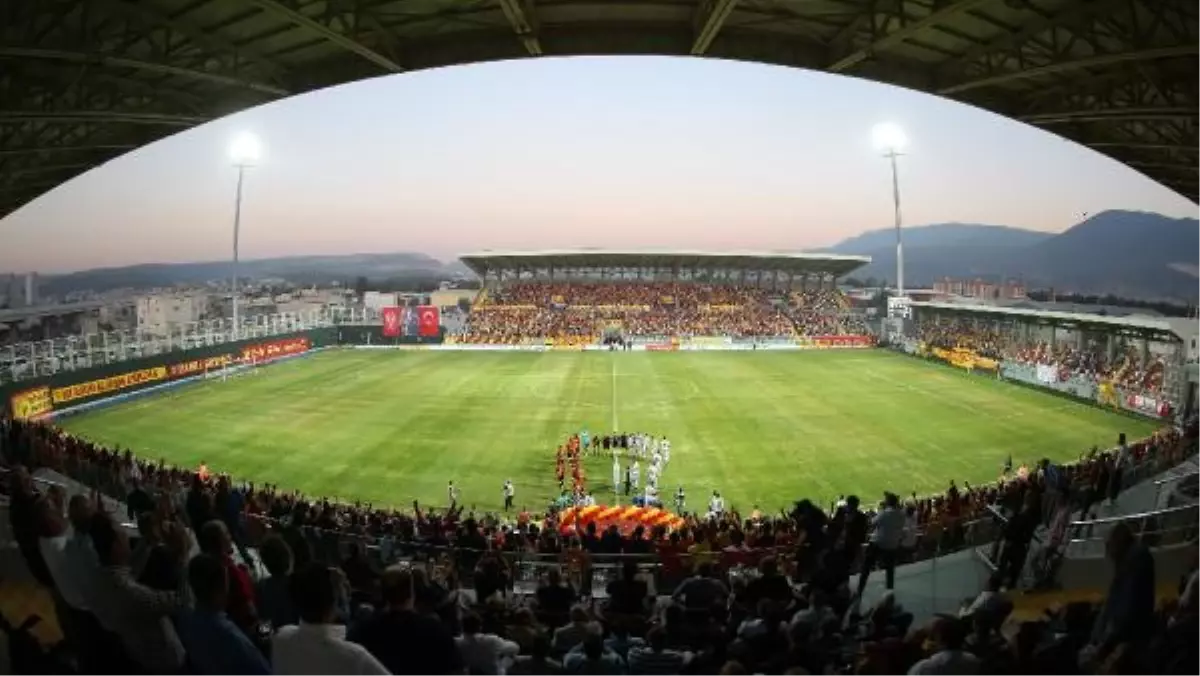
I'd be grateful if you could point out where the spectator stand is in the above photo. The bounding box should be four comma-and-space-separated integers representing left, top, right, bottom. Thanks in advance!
903, 301, 1194, 422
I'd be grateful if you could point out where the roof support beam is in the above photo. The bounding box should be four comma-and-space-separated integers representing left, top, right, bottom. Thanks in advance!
0, 111, 207, 126
0, 47, 289, 96
2, 161, 94, 177
938, 46, 1199, 95
692, 0, 739, 56
1087, 141, 1198, 152
498, 0, 543, 56
0, 143, 136, 157
828, 0, 992, 73
1124, 161, 1198, 174
1021, 107, 1197, 125
244, 0, 403, 72
93, 0, 288, 78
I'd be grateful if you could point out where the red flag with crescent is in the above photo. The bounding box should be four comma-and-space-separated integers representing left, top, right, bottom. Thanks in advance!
381, 306, 402, 337
417, 305, 440, 337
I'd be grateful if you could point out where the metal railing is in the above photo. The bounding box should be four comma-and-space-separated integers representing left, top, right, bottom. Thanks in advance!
1060, 501, 1199, 559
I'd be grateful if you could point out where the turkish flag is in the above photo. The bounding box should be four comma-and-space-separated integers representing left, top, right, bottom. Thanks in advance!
381, 306, 402, 337
417, 305, 440, 337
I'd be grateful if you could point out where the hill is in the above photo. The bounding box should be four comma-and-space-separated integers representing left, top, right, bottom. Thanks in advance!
36, 252, 458, 295
825, 210, 1198, 301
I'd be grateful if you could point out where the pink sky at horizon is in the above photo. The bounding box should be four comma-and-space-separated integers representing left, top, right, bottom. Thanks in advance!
1, 56, 1195, 275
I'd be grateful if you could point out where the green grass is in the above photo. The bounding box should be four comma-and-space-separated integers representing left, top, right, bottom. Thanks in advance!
59, 349, 1159, 514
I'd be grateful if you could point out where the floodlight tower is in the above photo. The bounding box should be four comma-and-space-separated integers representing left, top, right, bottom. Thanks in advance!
872, 122, 907, 297
228, 132, 263, 340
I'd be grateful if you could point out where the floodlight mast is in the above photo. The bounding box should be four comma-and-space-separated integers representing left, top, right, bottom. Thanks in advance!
228, 133, 262, 340
872, 123, 907, 298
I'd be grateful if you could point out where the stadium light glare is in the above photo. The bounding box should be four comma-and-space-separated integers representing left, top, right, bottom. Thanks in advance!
229, 132, 263, 167
871, 123, 907, 303
872, 122, 907, 153
228, 132, 263, 341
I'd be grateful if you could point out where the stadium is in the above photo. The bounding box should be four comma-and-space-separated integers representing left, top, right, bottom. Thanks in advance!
4, 249, 1198, 668
2, 0, 1199, 673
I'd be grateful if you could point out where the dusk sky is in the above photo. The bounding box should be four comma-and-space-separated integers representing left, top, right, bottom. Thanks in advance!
2, 56, 1195, 275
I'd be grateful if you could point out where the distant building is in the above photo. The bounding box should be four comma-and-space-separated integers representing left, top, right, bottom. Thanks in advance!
933, 277, 1026, 300
362, 291, 398, 311
136, 293, 210, 337
2, 272, 39, 308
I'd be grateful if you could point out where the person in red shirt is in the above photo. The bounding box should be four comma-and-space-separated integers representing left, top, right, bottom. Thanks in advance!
198, 520, 258, 634
197, 461, 210, 482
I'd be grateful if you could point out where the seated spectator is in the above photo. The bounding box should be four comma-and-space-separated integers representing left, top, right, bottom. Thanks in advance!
604, 620, 645, 660
177, 553, 270, 674
350, 566, 461, 674
627, 626, 692, 674
553, 605, 601, 654
272, 562, 388, 674
507, 607, 545, 654
563, 631, 624, 675
509, 633, 564, 675
743, 556, 793, 607
907, 616, 979, 675
456, 611, 520, 675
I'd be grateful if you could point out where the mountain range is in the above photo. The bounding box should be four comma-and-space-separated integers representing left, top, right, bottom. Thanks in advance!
33, 253, 471, 296
822, 210, 1198, 301
15, 209, 1197, 302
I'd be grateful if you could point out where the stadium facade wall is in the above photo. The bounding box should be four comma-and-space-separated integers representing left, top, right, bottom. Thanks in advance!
2, 329, 338, 420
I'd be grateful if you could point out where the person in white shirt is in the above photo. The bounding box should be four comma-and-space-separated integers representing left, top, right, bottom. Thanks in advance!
661, 438, 671, 465
709, 490, 725, 516
630, 462, 640, 490
456, 611, 519, 674
613, 458, 622, 494
503, 480, 515, 512
448, 481, 461, 506
644, 483, 659, 507
272, 562, 388, 675
647, 463, 659, 489
856, 492, 907, 599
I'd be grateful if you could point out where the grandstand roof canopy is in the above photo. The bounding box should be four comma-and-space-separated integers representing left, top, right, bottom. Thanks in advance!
2, 0, 1197, 220
459, 250, 870, 278
910, 300, 1194, 340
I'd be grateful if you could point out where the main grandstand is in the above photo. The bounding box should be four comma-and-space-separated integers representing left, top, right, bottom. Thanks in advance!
2, 250, 1197, 675
457, 250, 873, 346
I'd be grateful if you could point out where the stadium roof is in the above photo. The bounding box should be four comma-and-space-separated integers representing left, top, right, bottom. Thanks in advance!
459, 250, 870, 277
909, 300, 1195, 340
1, 0, 1196, 220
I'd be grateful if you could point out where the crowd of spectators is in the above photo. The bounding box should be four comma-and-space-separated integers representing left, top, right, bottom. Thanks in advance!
919, 321, 1170, 394
3, 412, 1195, 674
459, 283, 868, 345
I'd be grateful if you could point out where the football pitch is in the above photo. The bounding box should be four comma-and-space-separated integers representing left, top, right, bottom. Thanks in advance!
59, 349, 1158, 514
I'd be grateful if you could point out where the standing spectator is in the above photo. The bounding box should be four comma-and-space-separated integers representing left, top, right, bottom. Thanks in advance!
350, 566, 461, 674
671, 562, 729, 612
198, 519, 258, 634
88, 510, 192, 673
856, 492, 906, 598
1083, 522, 1156, 671
272, 562, 389, 675
535, 567, 576, 627
255, 534, 298, 629
177, 554, 270, 674
8, 467, 53, 588
456, 611, 520, 674
605, 560, 649, 616
998, 492, 1040, 590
